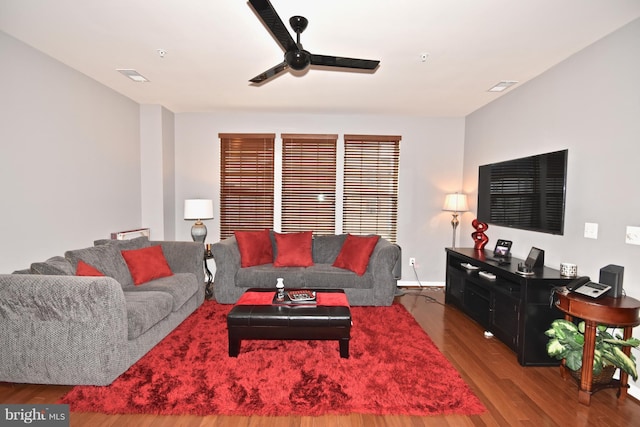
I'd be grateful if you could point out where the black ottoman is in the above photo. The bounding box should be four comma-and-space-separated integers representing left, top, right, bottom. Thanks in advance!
227, 288, 352, 358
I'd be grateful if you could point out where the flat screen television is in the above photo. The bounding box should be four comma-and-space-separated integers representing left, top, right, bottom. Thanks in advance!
477, 149, 567, 235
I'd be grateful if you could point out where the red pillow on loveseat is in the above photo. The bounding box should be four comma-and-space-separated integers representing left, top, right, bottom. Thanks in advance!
333, 234, 380, 276
235, 229, 274, 267
273, 231, 314, 267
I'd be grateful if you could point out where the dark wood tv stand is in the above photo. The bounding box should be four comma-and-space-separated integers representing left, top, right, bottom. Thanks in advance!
445, 248, 575, 366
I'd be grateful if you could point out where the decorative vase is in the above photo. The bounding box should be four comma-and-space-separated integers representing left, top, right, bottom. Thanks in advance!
471, 219, 489, 250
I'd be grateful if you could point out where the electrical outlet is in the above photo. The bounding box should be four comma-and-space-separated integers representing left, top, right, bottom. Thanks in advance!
626, 226, 640, 245
409, 257, 416, 266
584, 222, 599, 239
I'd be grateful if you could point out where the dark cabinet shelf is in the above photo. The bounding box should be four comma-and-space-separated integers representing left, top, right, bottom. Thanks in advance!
445, 248, 574, 366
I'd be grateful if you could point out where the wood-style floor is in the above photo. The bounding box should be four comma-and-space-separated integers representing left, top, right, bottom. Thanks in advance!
2, 287, 639, 426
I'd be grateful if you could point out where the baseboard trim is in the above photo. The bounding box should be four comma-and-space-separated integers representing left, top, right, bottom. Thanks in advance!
397, 280, 444, 288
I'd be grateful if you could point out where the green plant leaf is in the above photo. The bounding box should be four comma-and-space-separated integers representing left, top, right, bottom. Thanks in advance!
610, 346, 638, 381
547, 339, 566, 359
565, 352, 583, 371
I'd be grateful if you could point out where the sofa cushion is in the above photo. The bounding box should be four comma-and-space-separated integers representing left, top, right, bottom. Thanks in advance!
123, 290, 173, 339
124, 273, 199, 311
75, 260, 105, 277
65, 244, 134, 287
94, 236, 151, 250
236, 265, 305, 288
312, 234, 347, 263
303, 264, 374, 289
333, 234, 380, 276
235, 229, 274, 267
30, 256, 74, 276
121, 245, 173, 286
274, 231, 314, 267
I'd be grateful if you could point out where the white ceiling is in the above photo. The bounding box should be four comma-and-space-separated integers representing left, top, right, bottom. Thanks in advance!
2, 0, 640, 117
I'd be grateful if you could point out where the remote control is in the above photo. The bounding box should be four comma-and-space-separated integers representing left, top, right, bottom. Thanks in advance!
479, 271, 496, 280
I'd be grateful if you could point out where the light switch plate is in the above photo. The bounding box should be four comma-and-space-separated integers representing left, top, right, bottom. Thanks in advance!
584, 222, 598, 239
626, 226, 640, 245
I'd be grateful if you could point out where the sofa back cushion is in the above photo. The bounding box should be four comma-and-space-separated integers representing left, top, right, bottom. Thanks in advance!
93, 236, 151, 250
30, 256, 74, 276
65, 244, 134, 288
312, 234, 347, 264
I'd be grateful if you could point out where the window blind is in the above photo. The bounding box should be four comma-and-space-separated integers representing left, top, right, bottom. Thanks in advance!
219, 133, 275, 239
281, 134, 337, 234
343, 135, 401, 243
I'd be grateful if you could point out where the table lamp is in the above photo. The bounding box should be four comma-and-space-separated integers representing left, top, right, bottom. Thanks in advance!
184, 199, 214, 243
443, 193, 469, 249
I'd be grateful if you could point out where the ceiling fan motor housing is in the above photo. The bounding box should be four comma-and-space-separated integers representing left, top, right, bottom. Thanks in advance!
285, 49, 311, 70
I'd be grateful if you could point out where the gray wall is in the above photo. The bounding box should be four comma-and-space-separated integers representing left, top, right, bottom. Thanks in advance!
463, 18, 640, 394
0, 32, 141, 272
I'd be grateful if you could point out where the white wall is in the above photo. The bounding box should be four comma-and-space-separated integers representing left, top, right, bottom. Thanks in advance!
0, 31, 141, 272
463, 18, 640, 395
174, 112, 466, 282
140, 104, 176, 240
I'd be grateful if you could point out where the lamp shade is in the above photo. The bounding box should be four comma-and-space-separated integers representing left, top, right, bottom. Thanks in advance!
184, 199, 213, 220
442, 193, 469, 213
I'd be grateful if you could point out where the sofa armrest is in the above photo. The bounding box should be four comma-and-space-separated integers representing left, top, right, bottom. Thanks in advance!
367, 238, 401, 302
152, 240, 205, 285
211, 236, 243, 303
0, 274, 129, 385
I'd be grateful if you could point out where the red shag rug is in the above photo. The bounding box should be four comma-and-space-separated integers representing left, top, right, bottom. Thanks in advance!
59, 300, 485, 417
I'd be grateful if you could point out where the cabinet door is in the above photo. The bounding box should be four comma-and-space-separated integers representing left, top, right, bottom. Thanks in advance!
464, 282, 491, 328
446, 267, 466, 308
491, 291, 520, 350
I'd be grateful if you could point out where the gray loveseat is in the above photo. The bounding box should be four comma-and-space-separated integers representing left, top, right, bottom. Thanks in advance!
0, 236, 204, 386
212, 233, 400, 306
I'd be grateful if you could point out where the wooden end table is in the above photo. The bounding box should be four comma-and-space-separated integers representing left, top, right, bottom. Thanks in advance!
554, 289, 640, 405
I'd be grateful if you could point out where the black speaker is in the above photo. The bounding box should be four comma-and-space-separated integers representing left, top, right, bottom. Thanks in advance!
600, 264, 624, 298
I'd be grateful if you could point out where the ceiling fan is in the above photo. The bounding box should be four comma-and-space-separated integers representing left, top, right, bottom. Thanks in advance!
248, 0, 380, 84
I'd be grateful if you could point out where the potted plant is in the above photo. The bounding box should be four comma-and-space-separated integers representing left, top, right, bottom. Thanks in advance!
545, 319, 640, 382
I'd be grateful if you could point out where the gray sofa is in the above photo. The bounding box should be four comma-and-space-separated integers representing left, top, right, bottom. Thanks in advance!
212, 233, 400, 306
0, 237, 204, 386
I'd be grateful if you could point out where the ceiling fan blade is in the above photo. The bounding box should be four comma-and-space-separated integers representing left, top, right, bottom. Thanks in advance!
249, 61, 289, 84
248, 0, 296, 52
310, 55, 380, 70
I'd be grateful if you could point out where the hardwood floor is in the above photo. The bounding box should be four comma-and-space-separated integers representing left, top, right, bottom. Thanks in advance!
2, 287, 639, 426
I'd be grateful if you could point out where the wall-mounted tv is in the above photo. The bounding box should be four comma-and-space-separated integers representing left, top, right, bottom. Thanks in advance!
477, 149, 567, 235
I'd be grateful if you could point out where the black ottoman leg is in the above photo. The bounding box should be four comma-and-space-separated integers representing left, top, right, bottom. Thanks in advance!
339, 338, 349, 358
229, 334, 240, 357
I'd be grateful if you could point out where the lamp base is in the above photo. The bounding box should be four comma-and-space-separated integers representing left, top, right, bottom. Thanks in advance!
191, 221, 207, 243
450, 213, 460, 249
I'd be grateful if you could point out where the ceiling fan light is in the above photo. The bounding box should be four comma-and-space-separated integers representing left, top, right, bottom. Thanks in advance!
286, 50, 311, 70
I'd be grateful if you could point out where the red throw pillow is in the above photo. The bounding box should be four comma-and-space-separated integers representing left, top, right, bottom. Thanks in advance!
75, 260, 104, 277
273, 231, 314, 267
121, 245, 173, 286
333, 234, 380, 276
235, 229, 274, 267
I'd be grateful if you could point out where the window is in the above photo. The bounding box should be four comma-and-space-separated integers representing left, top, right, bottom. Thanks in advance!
343, 135, 401, 242
219, 133, 275, 239
218, 133, 400, 243
281, 134, 337, 234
